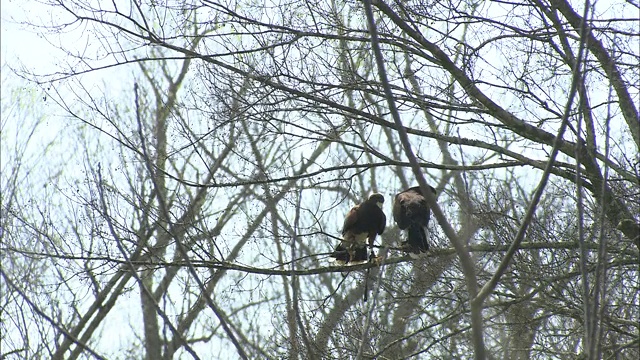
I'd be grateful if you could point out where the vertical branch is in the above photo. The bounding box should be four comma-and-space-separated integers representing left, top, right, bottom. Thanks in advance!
291, 189, 314, 358
132, 76, 163, 360
355, 248, 388, 360
574, 9, 605, 354
592, 67, 616, 360
136, 45, 200, 359
94, 163, 200, 360
133, 84, 249, 360
243, 121, 300, 359
574, 80, 591, 358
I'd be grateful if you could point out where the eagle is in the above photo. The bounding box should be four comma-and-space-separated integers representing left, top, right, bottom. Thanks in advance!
330, 193, 386, 264
392, 185, 436, 255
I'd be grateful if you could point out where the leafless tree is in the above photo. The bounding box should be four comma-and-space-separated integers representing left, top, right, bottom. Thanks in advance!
2, 0, 638, 359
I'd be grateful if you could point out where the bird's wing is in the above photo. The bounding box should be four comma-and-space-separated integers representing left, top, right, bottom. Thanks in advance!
342, 205, 360, 235
392, 194, 402, 223
393, 193, 411, 228
378, 210, 386, 235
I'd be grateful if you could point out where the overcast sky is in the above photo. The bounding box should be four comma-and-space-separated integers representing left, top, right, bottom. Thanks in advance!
2, 2, 47, 73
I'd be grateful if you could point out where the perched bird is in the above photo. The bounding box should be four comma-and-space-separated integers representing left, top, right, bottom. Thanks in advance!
331, 193, 386, 264
392, 185, 436, 255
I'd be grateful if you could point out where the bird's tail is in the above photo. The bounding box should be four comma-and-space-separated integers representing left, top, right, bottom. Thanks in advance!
352, 246, 368, 262
404, 224, 429, 255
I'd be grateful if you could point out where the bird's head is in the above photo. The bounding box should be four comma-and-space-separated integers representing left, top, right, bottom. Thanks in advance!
369, 193, 385, 208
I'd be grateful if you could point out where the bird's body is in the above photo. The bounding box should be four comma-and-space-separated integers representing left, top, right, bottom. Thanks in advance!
331, 193, 386, 264
393, 185, 436, 255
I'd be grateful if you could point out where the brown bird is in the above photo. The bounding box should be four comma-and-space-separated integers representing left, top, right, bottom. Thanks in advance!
330, 193, 386, 264
393, 185, 436, 255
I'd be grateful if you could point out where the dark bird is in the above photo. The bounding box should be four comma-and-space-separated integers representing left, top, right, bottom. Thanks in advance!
331, 193, 386, 264
393, 185, 436, 256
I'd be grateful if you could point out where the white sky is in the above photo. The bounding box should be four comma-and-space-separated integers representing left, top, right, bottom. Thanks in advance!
2, 1, 55, 75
